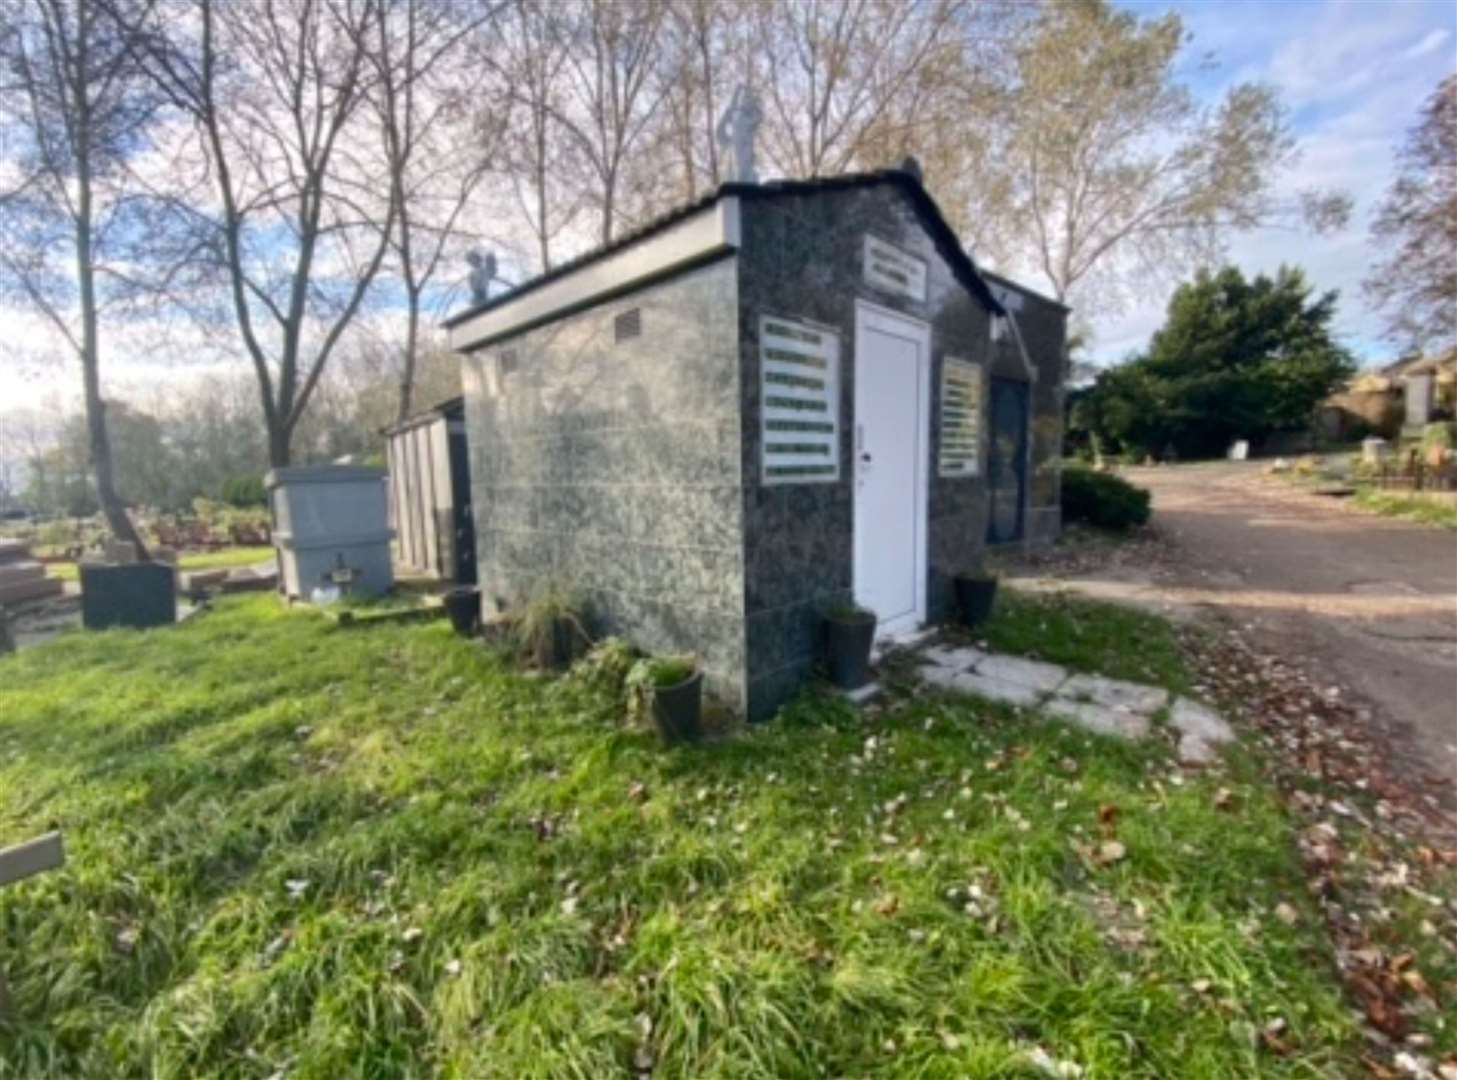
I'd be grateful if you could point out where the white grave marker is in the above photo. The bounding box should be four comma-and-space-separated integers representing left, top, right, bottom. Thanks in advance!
0, 831, 65, 1014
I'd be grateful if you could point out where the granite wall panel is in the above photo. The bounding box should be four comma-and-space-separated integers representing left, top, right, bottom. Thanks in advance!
461, 258, 749, 708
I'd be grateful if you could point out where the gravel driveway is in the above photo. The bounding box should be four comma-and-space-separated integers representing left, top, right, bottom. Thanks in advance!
1003, 461, 1457, 794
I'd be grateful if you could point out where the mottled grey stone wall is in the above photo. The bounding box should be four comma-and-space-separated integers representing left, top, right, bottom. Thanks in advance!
460, 258, 748, 707
736, 185, 997, 721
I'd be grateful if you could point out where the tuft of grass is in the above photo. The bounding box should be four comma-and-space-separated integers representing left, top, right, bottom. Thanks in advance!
1352, 489, 1457, 529
965, 587, 1195, 695
0, 596, 1359, 1077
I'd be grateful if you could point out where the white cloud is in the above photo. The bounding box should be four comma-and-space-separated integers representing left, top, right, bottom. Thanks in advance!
1403, 27, 1451, 60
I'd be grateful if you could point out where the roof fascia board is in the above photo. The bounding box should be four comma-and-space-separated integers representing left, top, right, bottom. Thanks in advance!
449, 197, 740, 353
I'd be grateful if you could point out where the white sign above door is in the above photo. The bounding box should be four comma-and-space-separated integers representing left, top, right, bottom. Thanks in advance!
862, 235, 927, 302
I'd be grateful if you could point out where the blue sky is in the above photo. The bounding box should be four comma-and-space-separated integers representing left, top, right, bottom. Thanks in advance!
1093, 0, 1456, 367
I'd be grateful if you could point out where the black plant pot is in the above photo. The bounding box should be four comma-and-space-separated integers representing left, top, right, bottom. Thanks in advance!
954, 575, 998, 627
551, 618, 586, 669
824, 612, 876, 689
443, 586, 481, 637
652, 669, 704, 745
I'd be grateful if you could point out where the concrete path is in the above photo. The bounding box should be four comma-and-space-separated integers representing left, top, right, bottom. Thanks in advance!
917, 643, 1233, 764
1043, 463, 1456, 782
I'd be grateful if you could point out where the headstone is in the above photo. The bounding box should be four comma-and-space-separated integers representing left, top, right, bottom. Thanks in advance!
0, 561, 63, 605
1227, 439, 1249, 461
1404, 372, 1434, 427
80, 562, 176, 630
1361, 437, 1388, 464
0, 539, 30, 563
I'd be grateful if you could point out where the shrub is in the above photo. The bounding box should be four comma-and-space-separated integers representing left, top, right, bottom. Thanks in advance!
221, 474, 267, 508
1422, 422, 1456, 451
1061, 466, 1151, 531
570, 636, 638, 695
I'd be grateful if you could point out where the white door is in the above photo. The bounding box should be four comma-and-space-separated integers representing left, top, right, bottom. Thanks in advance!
853, 302, 930, 639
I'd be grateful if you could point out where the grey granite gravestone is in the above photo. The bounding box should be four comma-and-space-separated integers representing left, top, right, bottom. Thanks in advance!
80, 562, 176, 630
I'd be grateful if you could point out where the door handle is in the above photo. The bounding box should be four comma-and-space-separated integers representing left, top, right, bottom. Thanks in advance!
860, 452, 872, 463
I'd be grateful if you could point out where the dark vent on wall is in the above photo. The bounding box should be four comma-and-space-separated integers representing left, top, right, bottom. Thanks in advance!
499, 350, 517, 375
614, 307, 642, 343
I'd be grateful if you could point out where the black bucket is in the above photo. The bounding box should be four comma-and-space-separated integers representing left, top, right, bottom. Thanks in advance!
824, 612, 876, 689
443, 586, 481, 637
954, 576, 998, 627
652, 669, 704, 745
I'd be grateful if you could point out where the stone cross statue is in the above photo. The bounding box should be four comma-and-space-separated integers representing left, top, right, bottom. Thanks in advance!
716, 85, 762, 184
466, 249, 497, 305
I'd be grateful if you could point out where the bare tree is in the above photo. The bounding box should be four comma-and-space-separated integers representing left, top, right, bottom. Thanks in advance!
490, 0, 582, 273
1365, 74, 1457, 356
0, 0, 162, 552
554, 0, 671, 245
962, 0, 1349, 311
138, 0, 398, 466
646, 0, 741, 209
751, 0, 967, 179
370, 0, 505, 422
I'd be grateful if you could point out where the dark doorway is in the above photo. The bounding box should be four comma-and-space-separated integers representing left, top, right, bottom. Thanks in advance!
986, 376, 1029, 544
447, 428, 477, 584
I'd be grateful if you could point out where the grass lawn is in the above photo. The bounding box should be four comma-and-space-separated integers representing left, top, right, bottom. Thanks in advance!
0, 596, 1362, 1078
46, 546, 276, 582
962, 589, 1193, 696
1352, 489, 1457, 530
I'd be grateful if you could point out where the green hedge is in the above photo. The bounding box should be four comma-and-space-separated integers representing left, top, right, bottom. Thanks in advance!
1061, 466, 1151, 531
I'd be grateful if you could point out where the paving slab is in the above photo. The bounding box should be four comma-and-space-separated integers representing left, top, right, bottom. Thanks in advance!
920, 664, 970, 691
1043, 698, 1151, 740
842, 682, 882, 706
971, 654, 1068, 694
919, 643, 985, 671
945, 671, 1047, 708
1168, 698, 1234, 764
1057, 673, 1169, 715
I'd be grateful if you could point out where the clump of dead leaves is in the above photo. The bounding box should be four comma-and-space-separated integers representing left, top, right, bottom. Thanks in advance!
1180, 624, 1457, 1079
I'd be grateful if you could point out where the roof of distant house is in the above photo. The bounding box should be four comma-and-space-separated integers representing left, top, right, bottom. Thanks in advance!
443, 169, 1018, 349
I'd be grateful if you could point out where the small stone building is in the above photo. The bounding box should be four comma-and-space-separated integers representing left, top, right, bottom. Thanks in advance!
446, 169, 1068, 721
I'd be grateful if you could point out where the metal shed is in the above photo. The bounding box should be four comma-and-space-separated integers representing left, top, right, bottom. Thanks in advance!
383, 396, 476, 583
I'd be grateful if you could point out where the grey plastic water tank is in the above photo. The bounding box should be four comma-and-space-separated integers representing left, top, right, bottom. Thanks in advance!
266, 465, 394, 600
